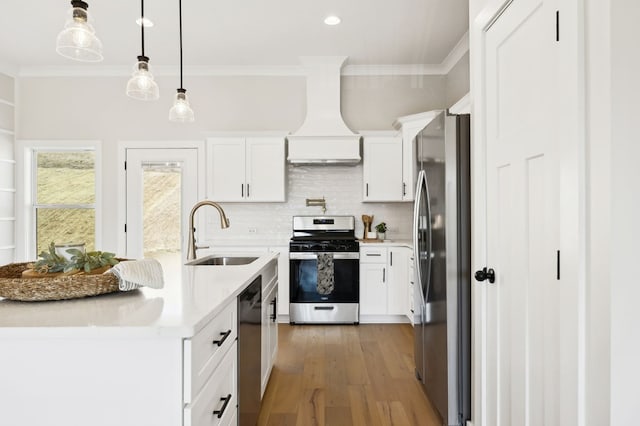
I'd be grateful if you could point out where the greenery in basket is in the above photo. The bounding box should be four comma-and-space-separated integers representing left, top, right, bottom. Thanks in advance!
375, 222, 387, 233
34, 242, 119, 274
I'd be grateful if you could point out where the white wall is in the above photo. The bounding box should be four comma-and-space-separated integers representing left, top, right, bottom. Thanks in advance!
201, 164, 413, 246
609, 1, 640, 424
445, 52, 470, 107
0, 72, 15, 264
16, 73, 446, 256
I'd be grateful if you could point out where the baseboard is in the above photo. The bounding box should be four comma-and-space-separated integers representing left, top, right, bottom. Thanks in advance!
359, 315, 410, 324
277, 314, 410, 325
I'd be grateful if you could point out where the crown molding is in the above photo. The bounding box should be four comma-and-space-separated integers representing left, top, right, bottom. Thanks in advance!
0, 63, 18, 78
16, 34, 470, 78
440, 31, 470, 74
342, 64, 446, 76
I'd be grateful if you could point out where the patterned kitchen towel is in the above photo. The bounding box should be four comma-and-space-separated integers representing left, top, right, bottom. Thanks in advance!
109, 259, 165, 291
316, 252, 335, 295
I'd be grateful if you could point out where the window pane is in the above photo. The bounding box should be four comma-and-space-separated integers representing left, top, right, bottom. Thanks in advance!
36, 208, 95, 255
36, 151, 95, 204
142, 165, 181, 260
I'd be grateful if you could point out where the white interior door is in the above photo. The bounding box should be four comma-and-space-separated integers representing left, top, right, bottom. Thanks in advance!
125, 148, 198, 269
480, 0, 579, 425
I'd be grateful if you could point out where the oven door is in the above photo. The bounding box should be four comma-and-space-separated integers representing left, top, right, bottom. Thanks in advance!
289, 252, 359, 303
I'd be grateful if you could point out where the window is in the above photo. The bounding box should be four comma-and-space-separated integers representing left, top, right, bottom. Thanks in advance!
32, 150, 96, 255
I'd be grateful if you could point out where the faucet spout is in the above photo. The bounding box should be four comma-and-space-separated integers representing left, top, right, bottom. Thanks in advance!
186, 200, 230, 261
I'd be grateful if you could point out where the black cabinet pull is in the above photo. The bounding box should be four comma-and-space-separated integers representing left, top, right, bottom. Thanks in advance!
270, 298, 277, 322
247, 183, 250, 197
383, 267, 386, 283
212, 394, 232, 418
390, 251, 393, 266
241, 184, 244, 197
212, 330, 232, 346
403, 182, 406, 196
366, 183, 369, 197
474, 267, 496, 284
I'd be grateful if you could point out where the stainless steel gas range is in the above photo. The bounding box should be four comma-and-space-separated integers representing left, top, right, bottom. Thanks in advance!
289, 216, 360, 324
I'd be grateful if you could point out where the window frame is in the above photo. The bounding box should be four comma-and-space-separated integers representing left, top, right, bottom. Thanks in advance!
16, 140, 102, 260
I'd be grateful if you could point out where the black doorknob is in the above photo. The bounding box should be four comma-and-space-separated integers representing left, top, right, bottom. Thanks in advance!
474, 267, 496, 283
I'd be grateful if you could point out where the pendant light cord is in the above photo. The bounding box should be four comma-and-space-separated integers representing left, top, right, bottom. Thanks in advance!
141, 0, 145, 57
179, 0, 183, 89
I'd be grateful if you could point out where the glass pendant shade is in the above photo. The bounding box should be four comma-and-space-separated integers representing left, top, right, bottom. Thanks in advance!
126, 56, 160, 100
169, 89, 195, 123
56, 1, 103, 62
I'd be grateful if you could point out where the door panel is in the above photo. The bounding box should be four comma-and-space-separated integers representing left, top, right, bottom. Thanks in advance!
483, 0, 570, 425
125, 149, 198, 269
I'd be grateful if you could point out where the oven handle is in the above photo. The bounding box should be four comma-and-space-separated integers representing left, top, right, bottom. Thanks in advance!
289, 252, 360, 260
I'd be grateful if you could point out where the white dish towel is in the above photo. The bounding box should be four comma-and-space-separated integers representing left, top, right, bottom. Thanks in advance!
108, 259, 165, 291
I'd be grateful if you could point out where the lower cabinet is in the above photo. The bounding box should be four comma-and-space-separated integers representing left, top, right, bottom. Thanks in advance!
360, 245, 411, 321
184, 343, 238, 426
184, 301, 239, 426
261, 277, 278, 397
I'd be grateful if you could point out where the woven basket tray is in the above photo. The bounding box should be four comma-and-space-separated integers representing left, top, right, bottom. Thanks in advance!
0, 262, 120, 302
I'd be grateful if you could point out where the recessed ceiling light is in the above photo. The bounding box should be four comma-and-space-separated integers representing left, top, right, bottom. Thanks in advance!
136, 17, 154, 27
324, 15, 341, 26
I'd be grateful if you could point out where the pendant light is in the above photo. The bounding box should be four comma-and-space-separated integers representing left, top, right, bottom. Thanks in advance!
169, 0, 195, 123
126, 0, 159, 100
56, 1, 103, 62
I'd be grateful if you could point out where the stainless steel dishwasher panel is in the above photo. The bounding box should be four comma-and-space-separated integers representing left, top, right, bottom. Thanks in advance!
238, 275, 262, 426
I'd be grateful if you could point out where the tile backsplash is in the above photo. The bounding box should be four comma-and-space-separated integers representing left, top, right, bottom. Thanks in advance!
201, 164, 413, 245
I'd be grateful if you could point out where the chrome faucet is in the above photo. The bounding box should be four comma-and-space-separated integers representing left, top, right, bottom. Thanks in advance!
186, 200, 230, 260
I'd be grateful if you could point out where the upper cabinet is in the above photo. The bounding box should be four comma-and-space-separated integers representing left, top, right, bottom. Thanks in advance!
362, 134, 413, 202
207, 137, 286, 202
392, 110, 444, 201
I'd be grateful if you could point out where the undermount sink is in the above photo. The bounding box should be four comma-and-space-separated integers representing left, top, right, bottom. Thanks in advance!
187, 255, 259, 266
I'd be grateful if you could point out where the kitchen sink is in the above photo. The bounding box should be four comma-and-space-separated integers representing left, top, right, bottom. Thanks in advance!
186, 255, 259, 266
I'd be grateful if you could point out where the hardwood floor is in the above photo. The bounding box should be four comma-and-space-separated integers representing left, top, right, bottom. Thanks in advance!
257, 324, 442, 426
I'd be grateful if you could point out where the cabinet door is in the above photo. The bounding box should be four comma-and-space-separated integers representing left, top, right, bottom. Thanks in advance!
387, 248, 409, 315
360, 263, 387, 315
184, 342, 237, 426
261, 285, 278, 397
271, 246, 289, 316
245, 137, 285, 202
208, 138, 246, 201
363, 136, 403, 201
402, 134, 416, 201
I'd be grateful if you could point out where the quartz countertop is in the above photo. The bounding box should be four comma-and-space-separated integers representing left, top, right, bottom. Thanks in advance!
358, 239, 413, 248
0, 252, 278, 339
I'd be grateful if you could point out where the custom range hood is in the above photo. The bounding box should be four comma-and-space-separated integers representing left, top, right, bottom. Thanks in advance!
287, 56, 361, 165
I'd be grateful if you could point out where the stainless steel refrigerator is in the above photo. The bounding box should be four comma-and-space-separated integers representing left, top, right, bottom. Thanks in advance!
413, 111, 471, 426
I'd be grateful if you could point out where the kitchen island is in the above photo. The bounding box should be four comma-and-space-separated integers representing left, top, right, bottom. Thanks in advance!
0, 252, 278, 426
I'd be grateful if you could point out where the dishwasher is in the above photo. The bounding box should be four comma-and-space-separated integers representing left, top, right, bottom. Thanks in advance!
238, 275, 262, 426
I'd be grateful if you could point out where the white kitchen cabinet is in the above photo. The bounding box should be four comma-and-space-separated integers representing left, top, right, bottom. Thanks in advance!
270, 246, 290, 317
207, 137, 285, 202
261, 270, 278, 397
185, 343, 237, 426
387, 247, 410, 315
360, 262, 387, 315
363, 136, 403, 202
362, 134, 414, 202
184, 301, 238, 426
360, 245, 411, 322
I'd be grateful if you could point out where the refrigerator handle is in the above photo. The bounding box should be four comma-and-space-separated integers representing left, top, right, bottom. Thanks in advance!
413, 170, 433, 305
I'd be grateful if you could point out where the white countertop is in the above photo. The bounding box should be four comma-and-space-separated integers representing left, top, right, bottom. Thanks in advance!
0, 252, 278, 339
359, 239, 413, 248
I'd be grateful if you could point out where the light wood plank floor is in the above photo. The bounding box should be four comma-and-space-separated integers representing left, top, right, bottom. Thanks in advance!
257, 324, 443, 426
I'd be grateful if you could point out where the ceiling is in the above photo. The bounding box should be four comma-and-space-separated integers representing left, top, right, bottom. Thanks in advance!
0, 0, 469, 75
